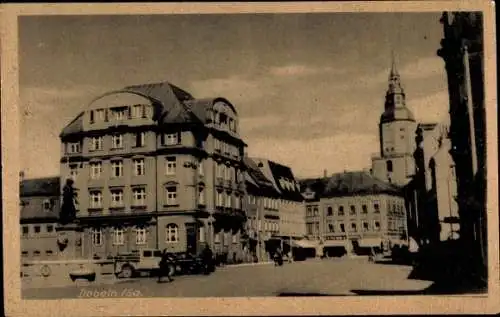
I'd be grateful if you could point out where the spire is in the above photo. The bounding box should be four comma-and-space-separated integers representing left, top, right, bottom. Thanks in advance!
389, 50, 399, 80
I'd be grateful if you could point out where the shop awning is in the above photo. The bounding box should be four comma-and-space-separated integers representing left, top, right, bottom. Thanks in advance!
358, 238, 383, 248
291, 239, 317, 249
322, 240, 347, 247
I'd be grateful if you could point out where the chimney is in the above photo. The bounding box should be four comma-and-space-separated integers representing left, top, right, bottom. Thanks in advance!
19, 171, 25, 182
323, 169, 327, 178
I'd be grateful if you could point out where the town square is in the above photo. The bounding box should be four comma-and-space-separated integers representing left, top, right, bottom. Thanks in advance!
14, 10, 487, 299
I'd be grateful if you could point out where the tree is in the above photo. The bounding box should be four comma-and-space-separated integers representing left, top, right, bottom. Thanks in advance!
60, 178, 77, 224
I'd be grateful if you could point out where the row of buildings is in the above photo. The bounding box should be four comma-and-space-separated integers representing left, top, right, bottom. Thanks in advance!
20, 82, 309, 263
20, 74, 411, 263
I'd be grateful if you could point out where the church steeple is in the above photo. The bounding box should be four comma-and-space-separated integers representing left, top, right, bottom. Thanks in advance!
380, 52, 414, 124
387, 51, 404, 96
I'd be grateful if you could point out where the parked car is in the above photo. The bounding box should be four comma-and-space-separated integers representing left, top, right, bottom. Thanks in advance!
69, 263, 96, 282
114, 249, 163, 278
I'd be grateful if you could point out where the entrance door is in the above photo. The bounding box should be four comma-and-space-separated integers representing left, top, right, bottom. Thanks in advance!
185, 223, 197, 255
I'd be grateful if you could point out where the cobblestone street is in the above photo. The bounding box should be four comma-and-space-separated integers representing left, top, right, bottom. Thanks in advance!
23, 257, 434, 298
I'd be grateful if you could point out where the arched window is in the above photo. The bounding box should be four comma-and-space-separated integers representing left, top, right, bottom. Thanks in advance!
327, 206, 333, 216
386, 160, 393, 173
165, 224, 179, 243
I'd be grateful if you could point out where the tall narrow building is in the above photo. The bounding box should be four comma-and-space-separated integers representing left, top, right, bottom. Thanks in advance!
371, 55, 417, 186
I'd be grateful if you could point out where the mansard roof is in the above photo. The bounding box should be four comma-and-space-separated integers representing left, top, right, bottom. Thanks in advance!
20, 177, 60, 197
301, 171, 402, 199
60, 81, 237, 138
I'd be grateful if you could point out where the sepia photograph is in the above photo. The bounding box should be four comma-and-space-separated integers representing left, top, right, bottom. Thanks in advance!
1, 2, 498, 316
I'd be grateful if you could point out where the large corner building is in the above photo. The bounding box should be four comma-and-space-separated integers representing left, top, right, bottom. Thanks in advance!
59, 82, 248, 259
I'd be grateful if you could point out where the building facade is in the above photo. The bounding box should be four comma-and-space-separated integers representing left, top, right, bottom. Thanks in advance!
371, 58, 418, 186
20, 176, 61, 261
437, 11, 487, 284
412, 123, 459, 245
243, 157, 305, 261
59, 82, 248, 260
301, 171, 408, 256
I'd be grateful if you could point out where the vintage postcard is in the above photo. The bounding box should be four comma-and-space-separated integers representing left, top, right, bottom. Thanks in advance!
1, 1, 498, 316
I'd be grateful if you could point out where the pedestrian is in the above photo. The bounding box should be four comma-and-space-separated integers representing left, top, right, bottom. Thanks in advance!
158, 249, 174, 283
201, 244, 214, 274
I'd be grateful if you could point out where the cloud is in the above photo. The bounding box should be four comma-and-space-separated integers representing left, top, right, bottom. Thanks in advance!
268, 64, 340, 77
19, 85, 104, 179
247, 133, 378, 178
410, 90, 450, 124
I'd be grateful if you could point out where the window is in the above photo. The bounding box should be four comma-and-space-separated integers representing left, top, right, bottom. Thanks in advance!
198, 160, 204, 176
235, 196, 241, 209
95, 109, 105, 122
374, 203, 380, 213
328, 223, 335, 233
362, 205, 368, 214
386, 160, 393, 173
165, 157, 176, 175
43, 199, 52, 210
90, 162, 102, 179
131, 105, 143, 118
363, 222, 369, 231
90, 110, 95, 123
350, 222, 357, 232
162, 133, 180, 146
113, 228, 125, 245
133, 158, 145, 176
110, 189, 124, 207
91, 228, 103, 246
216, 191, 224, 207
135, 132, 145, 147
67, 142, 81, 154
113, 108, 127, 121
214, 232, 221, 243
34, 225, 41, 233
232, 233, 238, 243
111, 134, 123, 149
22, 226, 29, 236
46, 224, 54, 233
350, 205, 356, 215
198, 187, 205, 205
224, 165, 231, 180
165, 224, 178, 243
225, 193, 232, 208
135, 227, 147, 245
132, 187, 146, 206
90, 136, 103, 151
374, 221, 381, 231
313, 206, 319, 216
89, 190, 103, 208
338, 206, 344, 216
166, 186, 177, 205
223, 232, 229, 246
111, 160, 123, 177
21, 251, 28, 257
46, 250, 54, 256
216, 163, 223, 178
214, 138, 221, 152
33, 250, 41, 256
327, 206, 333, 216
69, 164, 79, 180
190, 226, 203, 244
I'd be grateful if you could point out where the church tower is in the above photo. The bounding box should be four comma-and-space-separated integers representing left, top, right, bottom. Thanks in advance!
371, 54, 417, 186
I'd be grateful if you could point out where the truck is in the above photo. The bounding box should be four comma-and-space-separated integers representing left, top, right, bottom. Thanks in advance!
113, 249, 214, 278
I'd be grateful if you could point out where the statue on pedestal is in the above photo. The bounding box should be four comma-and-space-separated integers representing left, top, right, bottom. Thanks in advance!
60, 178, 77, 225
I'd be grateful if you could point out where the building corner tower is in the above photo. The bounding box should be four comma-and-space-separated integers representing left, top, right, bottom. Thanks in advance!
371, 54, 417, 186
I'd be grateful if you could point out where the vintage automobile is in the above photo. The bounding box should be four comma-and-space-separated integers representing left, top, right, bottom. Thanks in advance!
69, 263, 96, 282
113, 249, 215, 278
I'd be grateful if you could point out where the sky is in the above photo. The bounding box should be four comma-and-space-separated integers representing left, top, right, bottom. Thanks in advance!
19, 12, 450, 179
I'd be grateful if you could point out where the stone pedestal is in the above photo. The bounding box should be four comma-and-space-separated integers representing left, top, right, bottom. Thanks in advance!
55, 223, 82, 260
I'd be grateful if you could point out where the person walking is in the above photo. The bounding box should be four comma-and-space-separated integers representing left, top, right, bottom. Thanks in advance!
158, 249, 174, 283
201, 244, 214, 275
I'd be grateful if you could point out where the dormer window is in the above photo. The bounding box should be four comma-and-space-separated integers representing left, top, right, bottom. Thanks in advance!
131, 105, 143, 118
43, 199, 52, 210
67, 142, 81, 154
112, 107, 128, 121
96, 109, 105, 122
162, 133, 180, 146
